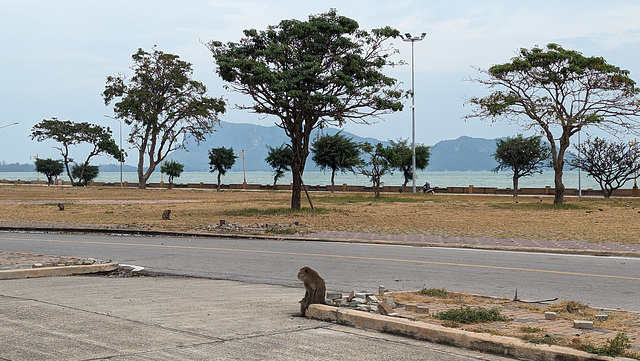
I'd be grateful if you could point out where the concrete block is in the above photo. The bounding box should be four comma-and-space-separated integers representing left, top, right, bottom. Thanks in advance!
595, 314, 608, 321
573, 320, 594, 329
378, 285, 386, 296
347, 290, 356, 302
415, 305, 430, 314
544, 312, 557, 320
32, 263, 43, 268
378, 300, 395, 315
384, 297, 396, 308
366, 295, 379, 303
326, 292, 342, 300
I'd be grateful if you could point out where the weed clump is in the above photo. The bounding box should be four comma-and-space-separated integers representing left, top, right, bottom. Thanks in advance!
435, 306, 509, 324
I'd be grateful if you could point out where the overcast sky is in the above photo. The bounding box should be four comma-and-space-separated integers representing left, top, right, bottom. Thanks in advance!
2, 0, 640, 164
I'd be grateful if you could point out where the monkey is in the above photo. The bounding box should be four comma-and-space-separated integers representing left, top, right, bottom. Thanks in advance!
297, 266, 326, 316
162, 209, 171, 220
57, 203, 65, 211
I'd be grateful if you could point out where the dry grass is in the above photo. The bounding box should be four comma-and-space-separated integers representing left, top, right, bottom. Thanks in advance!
1, 185, 640, 243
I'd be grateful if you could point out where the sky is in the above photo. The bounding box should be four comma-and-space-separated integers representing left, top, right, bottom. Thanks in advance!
2, 0, 640, 165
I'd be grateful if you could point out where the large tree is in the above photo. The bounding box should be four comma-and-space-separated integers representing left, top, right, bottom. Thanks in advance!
311, 131, 360, 192
569, 136, 640, 198
34, 158, 63, 186
467, 44, 640, 204
208, 147, 236, 191
209, 10, 406, 209
265, 144, 293, 190
387, 138, 431, 192
30, 118, 121, 185
493, 134, 550, 197
103, 47, 226, 189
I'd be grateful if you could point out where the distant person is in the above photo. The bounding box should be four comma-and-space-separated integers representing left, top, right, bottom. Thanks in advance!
422, 181, 434, 194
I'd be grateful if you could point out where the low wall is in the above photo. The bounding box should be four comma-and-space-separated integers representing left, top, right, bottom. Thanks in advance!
1, 178, 638, 197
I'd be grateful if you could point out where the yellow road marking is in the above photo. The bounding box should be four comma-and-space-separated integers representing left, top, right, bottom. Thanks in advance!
2, 236, 639, 281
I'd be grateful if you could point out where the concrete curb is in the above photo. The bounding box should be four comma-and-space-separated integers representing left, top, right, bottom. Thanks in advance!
306, 304, 624, 361
0, 262, 120, 280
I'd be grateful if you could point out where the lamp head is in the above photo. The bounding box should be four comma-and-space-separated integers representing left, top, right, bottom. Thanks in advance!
421, 32, 427, 39
405, 33, 412, 39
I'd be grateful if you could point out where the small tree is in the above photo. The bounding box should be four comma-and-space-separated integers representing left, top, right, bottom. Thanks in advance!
387, 138, 431, 192
494, 134, 550, 197
354, 142, 393, 198
311, 132, 360, 192
265, 144, 293, 190
30, 118, 122, 185
34, 158, 63, 185
208, 147, 236, 191
569, 137, 640, 198
103, 47, 226, 189
160, 160, 184, 189
71, 163, 99, 185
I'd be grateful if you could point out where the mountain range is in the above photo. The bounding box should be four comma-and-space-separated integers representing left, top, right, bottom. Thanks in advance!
168, 122, 500, 172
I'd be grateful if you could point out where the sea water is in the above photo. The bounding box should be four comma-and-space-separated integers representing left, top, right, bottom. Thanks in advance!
0, 170, 609, 190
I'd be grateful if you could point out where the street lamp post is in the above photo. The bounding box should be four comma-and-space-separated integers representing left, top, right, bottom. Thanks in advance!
400, 32, 426, 193
104, 115, 123, 187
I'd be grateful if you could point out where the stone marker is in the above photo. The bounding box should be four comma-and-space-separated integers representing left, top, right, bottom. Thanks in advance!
573, 320, 594, 329
544, 312, 557, 320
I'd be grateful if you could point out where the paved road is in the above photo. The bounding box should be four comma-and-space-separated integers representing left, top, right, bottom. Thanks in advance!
1, 231, 639, 312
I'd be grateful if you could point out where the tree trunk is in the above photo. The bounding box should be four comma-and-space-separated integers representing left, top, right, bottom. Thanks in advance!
137, 148, 147, 189
512, 174, 519, 197
217, 171, 222, 191
330, 169, 336, 193
273, 175, 278, 190
291, 165, 302, 209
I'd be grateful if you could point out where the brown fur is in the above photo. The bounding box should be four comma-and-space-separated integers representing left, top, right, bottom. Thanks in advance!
162, 209, 171, 220
57, 203, 65, 211
297, 266, 326, 316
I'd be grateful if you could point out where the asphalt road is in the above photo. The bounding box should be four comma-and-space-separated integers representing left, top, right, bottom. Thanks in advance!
1, 231, 639, 312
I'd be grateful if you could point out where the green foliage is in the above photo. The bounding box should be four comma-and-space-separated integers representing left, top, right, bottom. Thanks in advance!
221, 207, 330, 217
494, 134, 550, 196
71, 163, 99, 185
585, 333, 631, 357
419, 287, 449, 298
265, 144, 293, 189
467, 43, 640, 205
311, 132, 360, 192
34, 158, 63, 185
103, 47, 226, 189
353, 142, 393, 198
208, 147, 237, 191
519, 326, 544, 333
435, 306, 509, 324
570, 136, 640, 198
387, 138, 431, 191
209, 9, 406, 209
160, 160, 184, 186
30, 118, 121, 186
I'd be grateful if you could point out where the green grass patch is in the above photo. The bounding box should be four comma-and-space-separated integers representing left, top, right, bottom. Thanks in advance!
435, 306, 509, 324
490, 202, 585, 210
318, 194, 428, 204
264, 227, 296, 235
220, 207, 331, 217
420, 287, 450, 298
520, 326, 544, 333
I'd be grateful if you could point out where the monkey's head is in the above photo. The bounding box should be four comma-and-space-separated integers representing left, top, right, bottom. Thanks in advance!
297, 266, 311, 281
